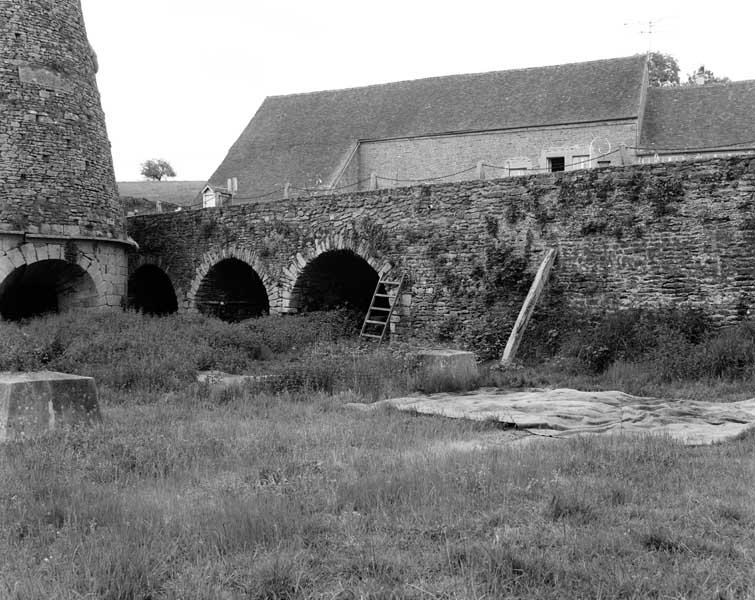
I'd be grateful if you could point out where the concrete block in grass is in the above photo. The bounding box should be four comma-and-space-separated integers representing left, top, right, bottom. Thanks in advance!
0, 371, 101, 442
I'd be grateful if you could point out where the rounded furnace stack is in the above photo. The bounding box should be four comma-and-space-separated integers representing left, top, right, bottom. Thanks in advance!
0, 0, 128, 319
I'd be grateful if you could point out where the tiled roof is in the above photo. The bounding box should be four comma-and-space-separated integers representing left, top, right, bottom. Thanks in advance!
208, 55, 648, 200
117, 181, 206, 207
639, 81, 755, 153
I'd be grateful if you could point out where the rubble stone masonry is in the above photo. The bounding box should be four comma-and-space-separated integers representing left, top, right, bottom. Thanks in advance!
128, 157, 755, 338
0, 0, 128, 311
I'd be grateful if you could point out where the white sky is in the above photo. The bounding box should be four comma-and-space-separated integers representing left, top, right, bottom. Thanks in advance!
80, 0, 755, 182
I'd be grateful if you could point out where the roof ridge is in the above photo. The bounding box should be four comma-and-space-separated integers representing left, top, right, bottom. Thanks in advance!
649, 79, 755, 93
264, 54, 647, 101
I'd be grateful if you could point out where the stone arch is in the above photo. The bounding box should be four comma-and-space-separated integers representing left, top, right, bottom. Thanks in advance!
280, 235, 394, 315
0, 242, 107, 320
127, 264, 179, 315
188, 246, 273, 322
129, 254, 183, 308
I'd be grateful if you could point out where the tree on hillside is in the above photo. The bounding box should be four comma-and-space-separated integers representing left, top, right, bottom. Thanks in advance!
685, 65, 731, 86
140, 159, 176, 181
647, 52, 680, 87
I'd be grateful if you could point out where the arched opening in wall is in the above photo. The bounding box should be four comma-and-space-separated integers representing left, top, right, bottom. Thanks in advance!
291, 249, 388, 316
127, 265, 178, 316
0, 259, 98, 321
195, 258, 269, 322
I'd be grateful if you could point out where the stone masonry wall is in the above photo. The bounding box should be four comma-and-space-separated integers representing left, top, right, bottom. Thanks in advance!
128, 157, 755, 339
0, 0, 125, 240
0, 233, 128, 310
355, 120, 637, 190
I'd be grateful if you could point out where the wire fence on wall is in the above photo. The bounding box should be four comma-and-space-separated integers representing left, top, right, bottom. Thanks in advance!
155, 140, 755, 212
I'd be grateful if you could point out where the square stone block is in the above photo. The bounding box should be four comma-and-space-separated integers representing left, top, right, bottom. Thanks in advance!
0, 371, 101, 442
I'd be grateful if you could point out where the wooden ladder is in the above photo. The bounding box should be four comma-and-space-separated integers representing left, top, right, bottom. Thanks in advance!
360, 273, 405, 343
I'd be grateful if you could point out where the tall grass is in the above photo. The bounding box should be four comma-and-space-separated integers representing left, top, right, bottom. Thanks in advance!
0, 309, 367, 394
496, 307, 755, 399
1, 309, 754, 597
1, 394, 752, 598
546, 306, 755, 380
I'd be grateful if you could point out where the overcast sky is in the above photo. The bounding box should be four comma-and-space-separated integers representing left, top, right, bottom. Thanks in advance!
80, 0, 755, 183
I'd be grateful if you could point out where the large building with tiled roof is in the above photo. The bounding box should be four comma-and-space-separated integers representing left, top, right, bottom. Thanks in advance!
637, 80, 755, 163
206, 55, 754, 203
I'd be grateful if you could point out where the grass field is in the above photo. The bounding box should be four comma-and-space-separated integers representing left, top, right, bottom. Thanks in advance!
1, 311, 754, 599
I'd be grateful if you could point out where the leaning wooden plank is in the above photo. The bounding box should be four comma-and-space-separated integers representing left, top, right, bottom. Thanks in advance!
500, 248, 558, 366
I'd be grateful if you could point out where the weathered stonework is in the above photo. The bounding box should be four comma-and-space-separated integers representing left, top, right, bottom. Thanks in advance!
0, 0, 128, 316
0, 371, 101, 442
127, 157, 755, 338
0, 234, 127, 310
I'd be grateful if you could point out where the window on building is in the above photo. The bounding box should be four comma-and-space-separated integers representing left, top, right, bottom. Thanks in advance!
548, 156, 565, 172
571, 155, 590, 169
202, 191, 217, 209
598, 160, 611, 168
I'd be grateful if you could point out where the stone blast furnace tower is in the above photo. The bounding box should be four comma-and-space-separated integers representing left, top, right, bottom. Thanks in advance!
0, 0, 129, 320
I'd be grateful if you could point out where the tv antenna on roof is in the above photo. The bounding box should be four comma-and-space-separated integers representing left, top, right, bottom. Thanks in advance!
624, 19, 656, 52
624, 16, 675, 53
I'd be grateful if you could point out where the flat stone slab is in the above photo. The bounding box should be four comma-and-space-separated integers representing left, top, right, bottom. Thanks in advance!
0, 371, 101, 442
365, 388, 755, 446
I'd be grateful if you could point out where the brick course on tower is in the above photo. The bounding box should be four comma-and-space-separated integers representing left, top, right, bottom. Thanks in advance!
0, 0, 129, 318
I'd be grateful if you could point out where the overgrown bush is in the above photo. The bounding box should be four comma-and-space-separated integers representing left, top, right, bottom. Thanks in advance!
441, 302, 520, 361
247, 349, 416, 402
660, 320, 755, 380
544, 306, 755, 383
243, 307, 363, 353
561, 307, 712, 374
0, 309, 362, 393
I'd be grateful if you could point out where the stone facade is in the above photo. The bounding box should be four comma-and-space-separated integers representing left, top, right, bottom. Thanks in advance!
0, 234, 127, 312
128, 157, 755, 338
0, 0, 128, 317
352, 120, 637, 190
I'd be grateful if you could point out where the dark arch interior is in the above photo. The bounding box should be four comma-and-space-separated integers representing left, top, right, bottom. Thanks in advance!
292, 249, 387, 313
0, 259, 97, 321
128, 265, 178, 316
195, 258, 269, 322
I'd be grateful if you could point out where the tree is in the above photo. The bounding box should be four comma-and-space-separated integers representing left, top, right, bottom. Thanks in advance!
647, 52, 681, 87
648, 53, 732, 88
140, 159, 176, 181
685, 65, 731, 86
